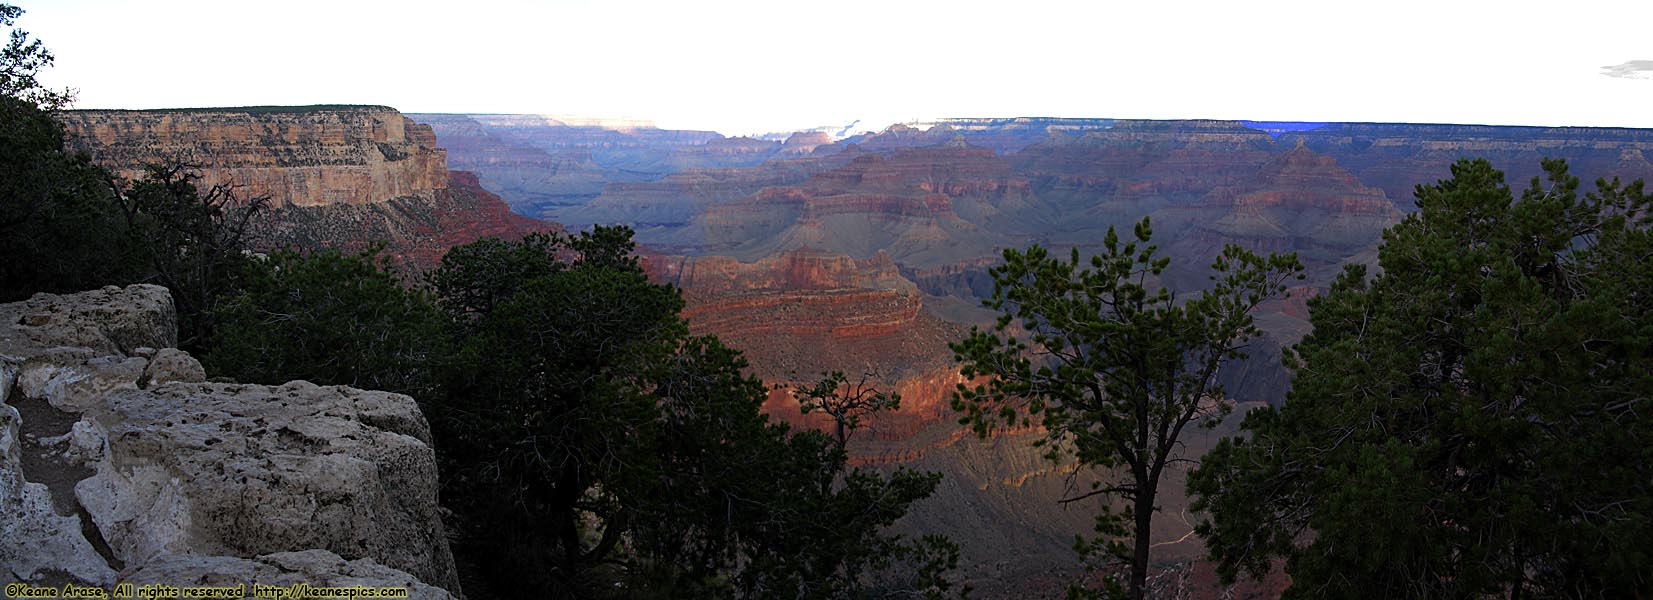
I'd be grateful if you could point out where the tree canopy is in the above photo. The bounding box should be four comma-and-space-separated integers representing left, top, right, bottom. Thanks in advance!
951, 218, 1302, 599
205, 246, 446, 397
1189, 159, 1653, 598
427, 227, 961, 599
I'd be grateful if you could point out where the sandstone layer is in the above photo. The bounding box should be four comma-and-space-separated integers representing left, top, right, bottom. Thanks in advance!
60, 107, 448, 208
59, 107, 557, 274
0, 285, 458, 595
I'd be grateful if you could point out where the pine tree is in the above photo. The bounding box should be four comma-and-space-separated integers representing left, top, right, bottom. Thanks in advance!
1189, 159, 1653, 598
952, 218, 1302, 599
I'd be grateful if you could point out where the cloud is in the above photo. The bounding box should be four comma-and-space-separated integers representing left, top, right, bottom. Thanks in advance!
1600, 60, 1653, 80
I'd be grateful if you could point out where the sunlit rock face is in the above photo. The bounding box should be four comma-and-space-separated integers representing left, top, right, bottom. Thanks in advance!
60, 106, 448, 208
58, 107, 556, 273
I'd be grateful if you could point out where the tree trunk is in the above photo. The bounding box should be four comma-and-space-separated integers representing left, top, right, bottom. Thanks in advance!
1130, 486, 1154, 600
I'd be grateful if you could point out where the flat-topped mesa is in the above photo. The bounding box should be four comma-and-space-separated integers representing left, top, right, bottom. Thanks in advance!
58, 106, 448, 208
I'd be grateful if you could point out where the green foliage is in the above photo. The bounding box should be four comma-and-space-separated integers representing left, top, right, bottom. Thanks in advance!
432, 227, 682, 596
951, 217, 1302, 600
204, 247, 445, 396
0, 94, 141, 299
1188, 159, 1653, 598
751, 372, 963, 600
427, 230, 567, 323
428, 227, 961, 599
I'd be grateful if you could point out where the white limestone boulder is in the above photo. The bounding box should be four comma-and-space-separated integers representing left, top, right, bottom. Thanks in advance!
119, 550, 455, 600
74, 380, 457, 592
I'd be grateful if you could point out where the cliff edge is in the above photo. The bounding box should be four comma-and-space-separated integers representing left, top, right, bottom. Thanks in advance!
59, 106, 448, 208
1, 285, 458, 598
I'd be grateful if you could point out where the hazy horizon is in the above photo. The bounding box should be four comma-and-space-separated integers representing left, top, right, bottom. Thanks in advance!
17, 0, 1653, 136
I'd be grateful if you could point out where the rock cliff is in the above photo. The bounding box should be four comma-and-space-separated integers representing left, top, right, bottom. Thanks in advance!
1156, 143, 1403, 278
246, 170, 556, 272
59, 107, 448, 209
58, 107, 556, 273
1, 286, 458, 596
644, 250, 965, 439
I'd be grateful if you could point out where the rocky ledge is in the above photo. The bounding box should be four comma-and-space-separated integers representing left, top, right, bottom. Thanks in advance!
1, 285, 457, 597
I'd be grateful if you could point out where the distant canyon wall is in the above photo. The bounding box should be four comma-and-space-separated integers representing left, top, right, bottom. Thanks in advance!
58, 106, 551, 271
59, 106, 449, 208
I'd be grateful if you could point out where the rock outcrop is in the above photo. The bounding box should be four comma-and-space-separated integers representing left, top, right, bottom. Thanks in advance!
0, 286, 458, 595
59, 107, 557, 274
2, 396, 116, 585
60, 107, 448, 209
123, 550, 454, 600
67, 379, 453, 586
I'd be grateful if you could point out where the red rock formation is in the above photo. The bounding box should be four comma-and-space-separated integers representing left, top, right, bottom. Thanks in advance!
242, 170, 557, 272
60, 107, 447, 208
645, 249, 967, 442
388, 171, 559, 269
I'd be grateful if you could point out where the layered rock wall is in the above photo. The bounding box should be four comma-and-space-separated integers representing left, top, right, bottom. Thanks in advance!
58, 107, 555, 273
59, 107, 448, 208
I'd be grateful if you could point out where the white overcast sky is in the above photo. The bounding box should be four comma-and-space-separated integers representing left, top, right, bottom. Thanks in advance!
17, 0, 1653, 136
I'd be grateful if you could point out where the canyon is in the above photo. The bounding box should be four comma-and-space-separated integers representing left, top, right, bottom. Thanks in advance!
413, 114, 1653, 595
48, 107, 1653, 596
